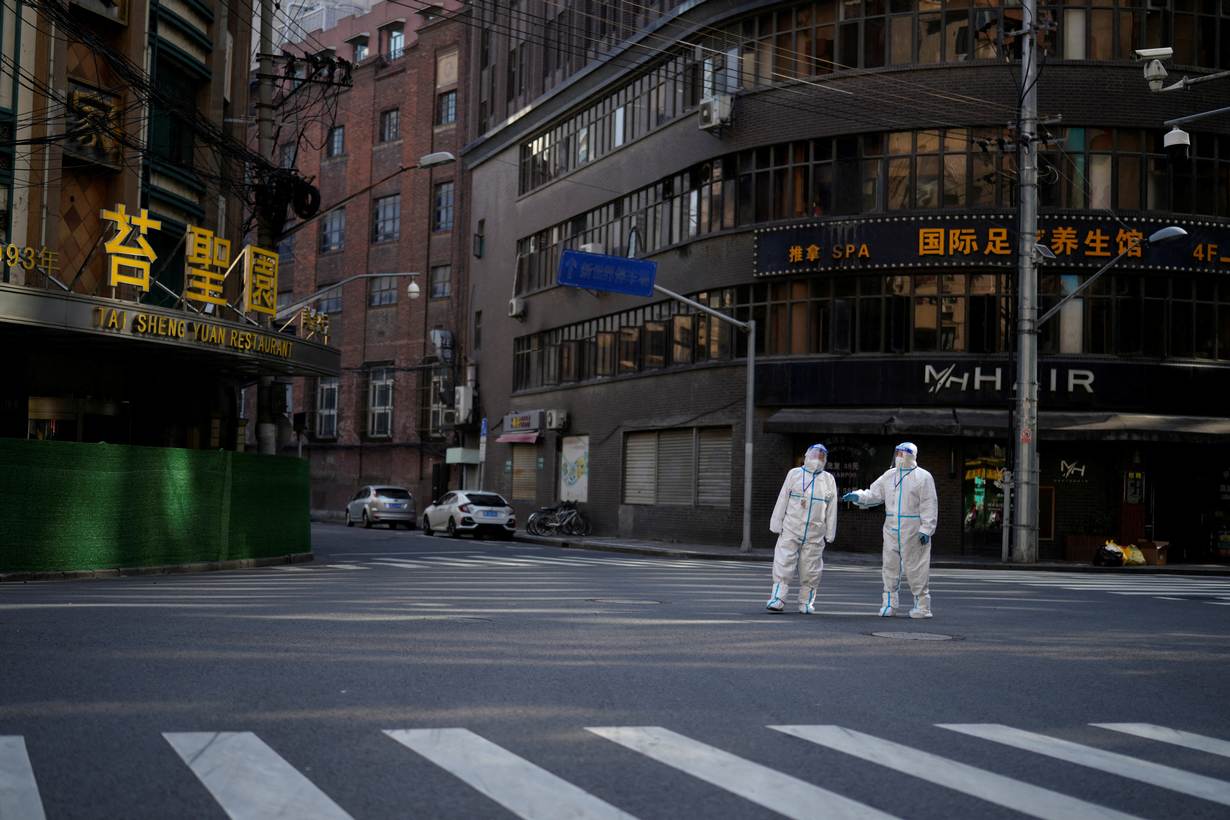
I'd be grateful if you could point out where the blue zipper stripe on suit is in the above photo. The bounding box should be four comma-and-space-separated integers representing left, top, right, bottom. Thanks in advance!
892, 466, 916, 601
800, 469, 820, 544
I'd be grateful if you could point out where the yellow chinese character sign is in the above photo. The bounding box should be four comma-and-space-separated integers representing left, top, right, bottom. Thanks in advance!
101, 203, 161, 290
184, 225, 232, 306
243, 245, 279, 316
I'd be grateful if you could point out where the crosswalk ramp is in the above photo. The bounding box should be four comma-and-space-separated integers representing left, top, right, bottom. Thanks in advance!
5, 722, 1230, 818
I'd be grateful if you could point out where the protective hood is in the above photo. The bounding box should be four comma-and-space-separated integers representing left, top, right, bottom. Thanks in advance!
894, 441, 918, 470
803, 443, 828, 472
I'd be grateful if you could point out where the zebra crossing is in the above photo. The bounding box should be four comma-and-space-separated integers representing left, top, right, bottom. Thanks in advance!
931, 569, 1230, 606
5, 722, 1229, 818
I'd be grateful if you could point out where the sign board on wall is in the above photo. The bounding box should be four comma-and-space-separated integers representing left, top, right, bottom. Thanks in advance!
560, 435, 589, 503
754, 214, 1230, 276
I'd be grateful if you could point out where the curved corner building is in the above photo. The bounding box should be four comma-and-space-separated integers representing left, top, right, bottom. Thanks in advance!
462, 0, 1230, 562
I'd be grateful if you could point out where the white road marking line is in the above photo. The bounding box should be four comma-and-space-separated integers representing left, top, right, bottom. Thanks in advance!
0, 736, 46, 820
164, 732, 352, 820
1093, 724, 1230, 759
939, 724, 1230, 807
771, 725, 1139, 820
385, 728, 634, 820
587, 726, 895, 820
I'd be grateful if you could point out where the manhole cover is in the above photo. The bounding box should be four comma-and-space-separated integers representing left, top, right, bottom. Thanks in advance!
587, 598, 662, 605
871, 631, 954, 641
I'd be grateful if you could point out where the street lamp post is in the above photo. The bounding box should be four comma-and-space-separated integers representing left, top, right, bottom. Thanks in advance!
274, 272, 421, 324
1011, 226, 1187, 561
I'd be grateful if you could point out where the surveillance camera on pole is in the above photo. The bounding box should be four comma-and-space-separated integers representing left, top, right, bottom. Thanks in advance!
1134, 47, 1173, 61
1164, 126, 1191, 161
1143, 59, 1169, 92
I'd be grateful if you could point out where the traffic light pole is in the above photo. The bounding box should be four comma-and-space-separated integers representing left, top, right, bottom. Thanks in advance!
1011, 0, 1042, 562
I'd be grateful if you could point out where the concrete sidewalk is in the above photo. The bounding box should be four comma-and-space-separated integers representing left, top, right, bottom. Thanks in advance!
515, 533, 1230, 575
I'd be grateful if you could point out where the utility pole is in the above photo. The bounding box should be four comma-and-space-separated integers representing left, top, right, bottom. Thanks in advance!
256, 0, 277, 455
1012, 0, 1042, 562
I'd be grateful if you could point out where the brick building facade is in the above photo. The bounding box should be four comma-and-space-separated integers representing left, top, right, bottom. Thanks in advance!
463, 0, 1230, 560
272, 1, 469, 518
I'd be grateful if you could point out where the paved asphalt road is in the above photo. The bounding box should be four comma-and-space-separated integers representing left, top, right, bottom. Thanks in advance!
3, 523, 1230, 819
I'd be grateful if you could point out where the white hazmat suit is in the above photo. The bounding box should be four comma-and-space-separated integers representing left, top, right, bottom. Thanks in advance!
842, 442, 938, 618
767, 444, 838, 614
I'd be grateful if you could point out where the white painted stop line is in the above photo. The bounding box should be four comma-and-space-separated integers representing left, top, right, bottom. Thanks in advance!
0, 736, 45, 820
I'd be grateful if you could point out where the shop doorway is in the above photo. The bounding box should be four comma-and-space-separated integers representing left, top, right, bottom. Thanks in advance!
961, 445, 1007, 555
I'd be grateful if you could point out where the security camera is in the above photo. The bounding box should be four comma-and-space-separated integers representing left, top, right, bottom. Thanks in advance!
1134, 47, 1173, 61
1143, 58, 1169, 92
1164, 126, 1190, 161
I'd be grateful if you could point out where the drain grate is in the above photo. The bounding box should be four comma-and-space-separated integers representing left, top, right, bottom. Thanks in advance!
871, 631, 955, 641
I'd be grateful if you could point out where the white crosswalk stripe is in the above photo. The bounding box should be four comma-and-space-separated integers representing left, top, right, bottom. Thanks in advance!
771, 725, 1140, 820
940, 723, 1230, 807
0, 736, 46, 820
1093, 723, 1230, 758
935, 570, 1230, 602
587, 726, 896, 820
164, 732, 352, 820
10, 721, 1230, 817
386, 728, 635, 820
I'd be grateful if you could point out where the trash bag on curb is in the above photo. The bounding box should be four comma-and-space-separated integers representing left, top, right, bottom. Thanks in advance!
1093, 542, 1125, 567
1121, 544, 1147, 566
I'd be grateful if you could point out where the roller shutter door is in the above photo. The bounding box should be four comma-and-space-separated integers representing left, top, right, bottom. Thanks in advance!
623, 433, 657, 504
656, 429, 694, 505
511, 445, 537, 500
697, 428, 732, 507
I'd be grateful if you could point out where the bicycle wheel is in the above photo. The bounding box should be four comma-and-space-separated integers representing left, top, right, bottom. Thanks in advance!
527, 513, 543, 536
569, 514, 591, 536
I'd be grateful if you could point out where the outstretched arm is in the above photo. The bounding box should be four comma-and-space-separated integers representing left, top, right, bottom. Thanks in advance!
843, 473, 887, 508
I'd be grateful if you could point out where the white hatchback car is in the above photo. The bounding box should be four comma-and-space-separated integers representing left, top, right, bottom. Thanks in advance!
422, 490, 516, 539
345, 485, 416, 529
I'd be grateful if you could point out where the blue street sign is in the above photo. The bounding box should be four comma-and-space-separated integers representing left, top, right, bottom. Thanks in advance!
480, 417, 488, 437
558, 249, 657, 297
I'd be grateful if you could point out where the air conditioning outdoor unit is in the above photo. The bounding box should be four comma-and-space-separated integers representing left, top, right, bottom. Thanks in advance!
441, 407, 459, 427
545, 409, 568, 431
507, 297, 526, 319
698, 94, 732, 132
578, 243, 605, 255
454, 385, 474, 423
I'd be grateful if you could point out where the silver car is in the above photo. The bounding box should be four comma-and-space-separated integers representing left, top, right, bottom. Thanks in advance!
422, 490, 516, 539
345, 485, 416, 529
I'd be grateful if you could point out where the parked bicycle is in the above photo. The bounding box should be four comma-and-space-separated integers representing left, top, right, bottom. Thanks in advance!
526, 500, 591, 536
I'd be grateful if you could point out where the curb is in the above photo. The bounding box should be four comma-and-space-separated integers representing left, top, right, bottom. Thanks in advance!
514, 535, 1230, 576
0, 552, 314, 583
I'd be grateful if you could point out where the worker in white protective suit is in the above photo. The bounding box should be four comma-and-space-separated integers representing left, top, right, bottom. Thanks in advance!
841, 442, 938, 618
766, 443, 838, 614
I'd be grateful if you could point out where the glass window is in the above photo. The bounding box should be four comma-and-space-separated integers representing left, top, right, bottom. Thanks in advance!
372, 194, 400, 242
433, 182, 455, 232
316, 377, 338, 438
352, 39, 368, 62
386, 25, 405, 59
379, 109, 400, 142
430, 265, 451, 298
317, 289, 342, 315
619, 326, 640, 372
319, 209, 344, 253
367, 367, 394, 437
672, 315, 695, 364
644, 321, 667, 367
436, 91, 457, 126
369, 275, 398, 306
326, 126, 344, 158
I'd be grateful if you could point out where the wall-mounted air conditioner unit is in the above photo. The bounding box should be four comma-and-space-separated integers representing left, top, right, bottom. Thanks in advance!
508, 297, 526, 319
698, 94, 732, 132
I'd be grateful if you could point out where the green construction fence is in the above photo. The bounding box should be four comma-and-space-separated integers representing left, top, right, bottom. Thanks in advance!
0, 438, 310, 572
